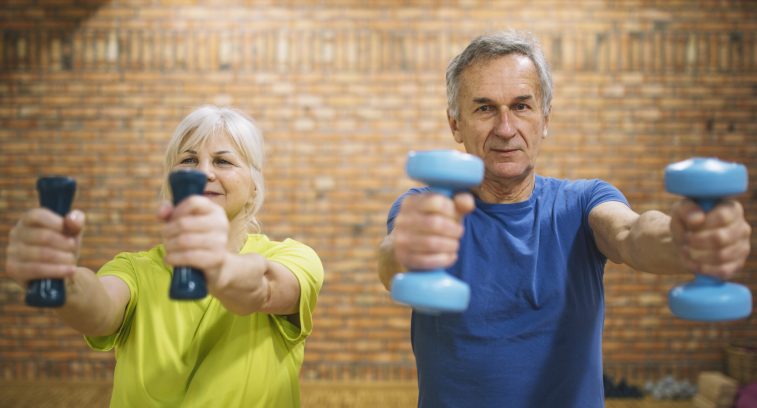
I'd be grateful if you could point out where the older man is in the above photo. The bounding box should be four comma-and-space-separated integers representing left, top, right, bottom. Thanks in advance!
377, 30, 751, 407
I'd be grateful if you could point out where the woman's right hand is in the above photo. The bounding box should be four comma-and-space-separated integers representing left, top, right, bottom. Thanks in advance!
5, 208, 85, 287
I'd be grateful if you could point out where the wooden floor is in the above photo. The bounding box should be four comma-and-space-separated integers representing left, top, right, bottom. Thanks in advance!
0, 380, 694, 407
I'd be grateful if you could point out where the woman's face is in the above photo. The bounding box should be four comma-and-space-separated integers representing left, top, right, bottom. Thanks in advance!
173, 132, 254, 223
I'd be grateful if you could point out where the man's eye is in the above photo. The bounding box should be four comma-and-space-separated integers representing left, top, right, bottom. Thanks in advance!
476, 105, 494, 112
513, 103, 528, 111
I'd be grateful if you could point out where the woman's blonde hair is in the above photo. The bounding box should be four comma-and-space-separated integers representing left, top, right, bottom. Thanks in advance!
161, 105, 265, 232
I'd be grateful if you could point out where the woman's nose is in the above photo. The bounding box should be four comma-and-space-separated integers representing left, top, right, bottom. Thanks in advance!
197, 161, 216, 181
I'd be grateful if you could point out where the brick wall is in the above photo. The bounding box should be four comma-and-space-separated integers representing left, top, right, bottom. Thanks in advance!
1, 0, 755, 384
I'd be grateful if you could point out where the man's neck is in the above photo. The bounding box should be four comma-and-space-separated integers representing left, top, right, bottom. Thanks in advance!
475, 173, 536, 204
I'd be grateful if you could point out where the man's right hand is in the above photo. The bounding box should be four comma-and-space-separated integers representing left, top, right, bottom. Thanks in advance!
5, 208, 85, 287
390, 192, 475, 271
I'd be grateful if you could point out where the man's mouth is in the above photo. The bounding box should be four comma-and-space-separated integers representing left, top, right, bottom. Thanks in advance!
491, 147, 520, 154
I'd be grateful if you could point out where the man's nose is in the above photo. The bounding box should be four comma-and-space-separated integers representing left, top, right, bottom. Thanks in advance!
493, 109, 516, 138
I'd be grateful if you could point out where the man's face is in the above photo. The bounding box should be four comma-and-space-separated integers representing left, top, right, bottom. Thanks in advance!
448, 54, 549, 184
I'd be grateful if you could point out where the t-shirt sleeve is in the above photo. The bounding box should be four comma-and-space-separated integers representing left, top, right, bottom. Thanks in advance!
264, 239, 324, 345
83, 253, 138, 351
387, 187, 429, 233
583, 179, 630, 224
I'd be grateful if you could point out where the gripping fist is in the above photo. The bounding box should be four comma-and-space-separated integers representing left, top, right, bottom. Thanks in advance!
670, 198, 751, 279
391, 192, 475, 271
6, 208, 85, 286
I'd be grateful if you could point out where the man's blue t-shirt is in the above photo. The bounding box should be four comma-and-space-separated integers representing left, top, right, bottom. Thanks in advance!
387, 175, 629, 408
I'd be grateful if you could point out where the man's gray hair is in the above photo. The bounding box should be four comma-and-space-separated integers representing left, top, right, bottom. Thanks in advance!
446, 30, 553, 119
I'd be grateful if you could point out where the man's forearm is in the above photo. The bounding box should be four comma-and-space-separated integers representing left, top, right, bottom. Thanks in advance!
621, 210, 689, 275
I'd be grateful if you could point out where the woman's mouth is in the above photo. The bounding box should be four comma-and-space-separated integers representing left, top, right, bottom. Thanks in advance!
203, 191, 222, 198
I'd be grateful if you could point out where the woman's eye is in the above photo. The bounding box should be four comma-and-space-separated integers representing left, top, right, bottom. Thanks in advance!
216, 158, 234, 166
179, 157, 197, 164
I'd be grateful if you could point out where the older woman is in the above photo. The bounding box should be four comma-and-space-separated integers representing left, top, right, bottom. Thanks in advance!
6, 105, 324, 407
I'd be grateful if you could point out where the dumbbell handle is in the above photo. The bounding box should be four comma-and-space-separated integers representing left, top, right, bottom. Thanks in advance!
168, 170, 208, 300
26, 177, 76, 308
686, 197, 733, 287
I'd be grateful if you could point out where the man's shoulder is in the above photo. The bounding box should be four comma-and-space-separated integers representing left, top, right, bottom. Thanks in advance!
538, 175, 612, 192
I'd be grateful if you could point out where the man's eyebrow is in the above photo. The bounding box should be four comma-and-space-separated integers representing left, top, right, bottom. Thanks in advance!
472, 97, 497, 105
472, 95, 534, 105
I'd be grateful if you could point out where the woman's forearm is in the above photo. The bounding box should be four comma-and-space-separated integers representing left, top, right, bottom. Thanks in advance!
210, 253, 300, 316
54, 268, 129, 337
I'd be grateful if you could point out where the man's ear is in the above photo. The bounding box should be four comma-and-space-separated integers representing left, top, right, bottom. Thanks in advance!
448, 109, 463, 143
542, 111, 550, 138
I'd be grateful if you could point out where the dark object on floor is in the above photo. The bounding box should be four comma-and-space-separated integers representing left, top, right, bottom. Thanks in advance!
644, 375, 698, 400
604, 374, 644, 399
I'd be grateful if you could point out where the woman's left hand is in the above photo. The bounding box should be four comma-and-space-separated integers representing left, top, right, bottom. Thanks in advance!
160, 196, 230, 285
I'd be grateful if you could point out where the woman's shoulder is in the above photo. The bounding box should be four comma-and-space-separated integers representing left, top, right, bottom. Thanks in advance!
242, 234, 317, 255
105, 244, 166, 270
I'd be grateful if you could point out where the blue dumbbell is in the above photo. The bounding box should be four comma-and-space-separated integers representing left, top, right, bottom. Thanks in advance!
665, 157, 752, 321
391, 150, 484, 314
26, 176, 77, 307
168, 169, 208, 300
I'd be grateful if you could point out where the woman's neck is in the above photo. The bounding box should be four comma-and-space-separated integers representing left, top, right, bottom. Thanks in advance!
227, 219, 249, 253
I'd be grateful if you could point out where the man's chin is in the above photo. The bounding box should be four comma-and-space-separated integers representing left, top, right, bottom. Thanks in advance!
488, 163, 533, 180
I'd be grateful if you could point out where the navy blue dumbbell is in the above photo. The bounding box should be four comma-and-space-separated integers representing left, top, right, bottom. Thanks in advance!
168, 169, 208, 300
26, 176, 77, 307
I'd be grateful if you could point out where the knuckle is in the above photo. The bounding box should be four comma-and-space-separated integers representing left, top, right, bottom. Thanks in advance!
712, 248, 730, 263
37, 247, 55, 262
713, 230, 730, 246
177, 217, 192, 230
427, 216, 446, 232
177, 234, 192, 247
